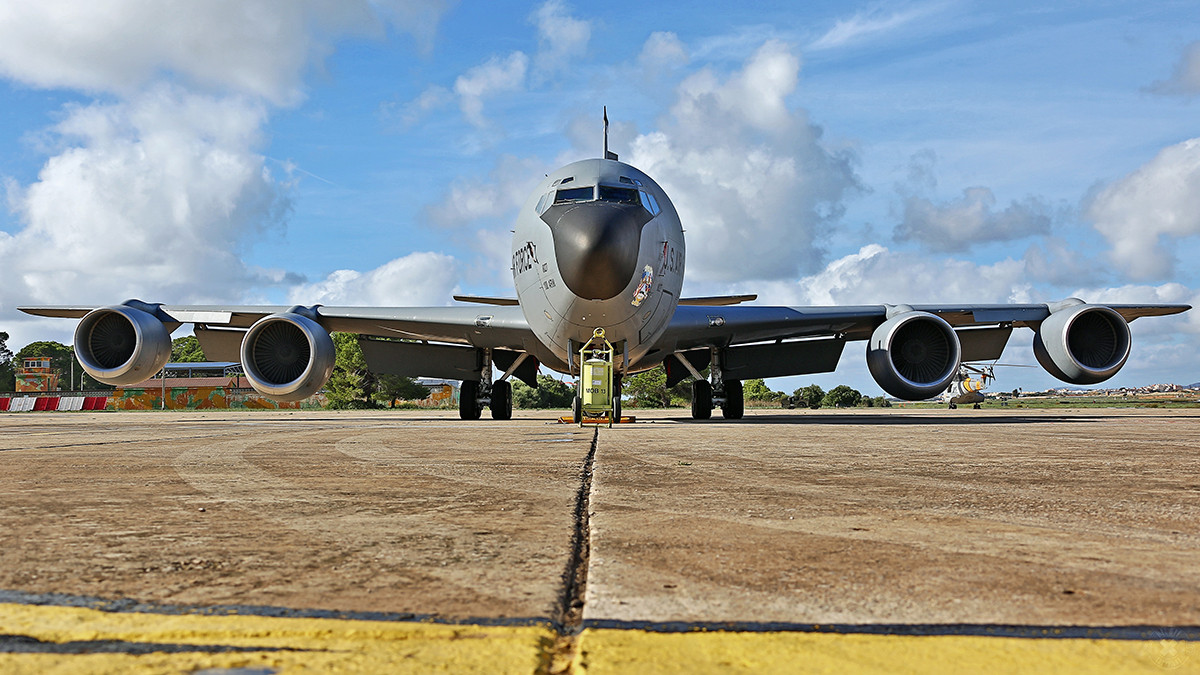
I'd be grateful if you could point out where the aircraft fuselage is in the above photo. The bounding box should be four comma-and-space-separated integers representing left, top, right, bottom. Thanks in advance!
512, 159, 685, 373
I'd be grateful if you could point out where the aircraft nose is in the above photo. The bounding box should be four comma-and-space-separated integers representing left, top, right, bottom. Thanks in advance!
545, 202, 650, 300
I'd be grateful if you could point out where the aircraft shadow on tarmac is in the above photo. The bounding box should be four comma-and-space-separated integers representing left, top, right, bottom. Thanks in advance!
664, 412, 1172, 426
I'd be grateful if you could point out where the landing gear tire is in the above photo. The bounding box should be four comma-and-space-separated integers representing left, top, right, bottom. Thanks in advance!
490, 380, 512, 420
721, 380, 744, 420
691, 380, 712, 420
948, 402, 957, 410
459, 380, 482, 420
572, 395, 582, 424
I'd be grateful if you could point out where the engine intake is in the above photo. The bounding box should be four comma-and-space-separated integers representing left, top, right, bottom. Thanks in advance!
867, 311, 961, 400
241, 312, 335, 401
1034, 303, 1130, 385
74, 304, 172, 386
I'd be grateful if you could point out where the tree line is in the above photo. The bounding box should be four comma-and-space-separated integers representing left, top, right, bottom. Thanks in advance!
619, 366, 889, 409
1, 332, 888, 410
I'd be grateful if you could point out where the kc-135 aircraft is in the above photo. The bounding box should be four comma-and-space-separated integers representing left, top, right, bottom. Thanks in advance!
19, 119, 1191, 421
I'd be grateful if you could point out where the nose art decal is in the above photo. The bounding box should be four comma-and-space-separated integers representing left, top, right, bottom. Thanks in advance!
631, 265, 654, 307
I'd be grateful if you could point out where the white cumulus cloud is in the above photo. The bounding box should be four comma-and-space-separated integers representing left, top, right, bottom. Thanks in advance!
630, 40, 860, 283
1, 87, 290, 311
791, 244, 1032, 306
639, 31, 690, 77
894, 187, 1054, 252
0, 0, 457, 333
287, 251, 461, 306
454, 52, 529, 128
0, 0, 452, 105
1086, 137, 1200, 281
531, 0, 590, 78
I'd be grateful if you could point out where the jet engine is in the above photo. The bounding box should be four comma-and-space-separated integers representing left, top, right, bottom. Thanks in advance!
1033, 302, 1130, 385
867, 310, 961, 400
74, 303, 172, 386
240, 311, 336, 401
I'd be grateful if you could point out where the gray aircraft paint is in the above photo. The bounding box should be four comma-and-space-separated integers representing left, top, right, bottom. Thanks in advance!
512, 159, 684, 372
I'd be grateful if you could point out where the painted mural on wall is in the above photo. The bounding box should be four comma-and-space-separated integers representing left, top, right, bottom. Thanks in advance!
107, 387, 326, 410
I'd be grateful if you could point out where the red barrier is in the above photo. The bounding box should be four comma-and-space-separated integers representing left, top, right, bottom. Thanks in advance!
33, 397, 49, 411
0, 398, 9, 412
84, 396, 108, 410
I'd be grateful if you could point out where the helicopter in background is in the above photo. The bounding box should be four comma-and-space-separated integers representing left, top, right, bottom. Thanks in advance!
940, 363, 1032, 409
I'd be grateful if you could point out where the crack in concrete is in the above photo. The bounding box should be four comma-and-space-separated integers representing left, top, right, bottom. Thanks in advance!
539, 426, 598, 675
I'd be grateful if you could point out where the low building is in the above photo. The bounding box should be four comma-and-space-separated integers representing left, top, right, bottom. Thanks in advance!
15, 356, 59, 393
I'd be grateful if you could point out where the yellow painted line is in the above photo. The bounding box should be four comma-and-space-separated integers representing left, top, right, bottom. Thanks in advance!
579, 628, 1197, 674
4, 603, 1197, 674
0, 603, 549, 674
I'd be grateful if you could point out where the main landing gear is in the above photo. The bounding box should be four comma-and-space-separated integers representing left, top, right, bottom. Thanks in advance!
690, 378, 744, 420
686, 348, 743, 421
458, 348, 519, 420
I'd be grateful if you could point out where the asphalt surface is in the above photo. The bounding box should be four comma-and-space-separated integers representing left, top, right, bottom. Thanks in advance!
1, 407, 1198, 673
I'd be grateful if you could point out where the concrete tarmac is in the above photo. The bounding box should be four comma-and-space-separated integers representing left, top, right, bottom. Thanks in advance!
1, 407, 1198, 673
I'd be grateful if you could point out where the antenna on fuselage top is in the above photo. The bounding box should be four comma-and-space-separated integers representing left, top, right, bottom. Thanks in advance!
603, 107, 618, 161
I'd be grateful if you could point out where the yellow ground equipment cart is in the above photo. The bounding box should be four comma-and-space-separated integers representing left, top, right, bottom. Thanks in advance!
577, 328, 615, 426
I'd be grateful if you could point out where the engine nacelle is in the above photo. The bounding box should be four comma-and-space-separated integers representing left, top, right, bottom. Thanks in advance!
1034, 303, 1130, 385
74, 304, 172, 386
241, 312, 335, 401
867, 310, 961, 400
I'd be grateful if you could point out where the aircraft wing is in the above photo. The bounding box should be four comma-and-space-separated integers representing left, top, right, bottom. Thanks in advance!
19, 303, 543, 388
651, 301, 1191, 385
659, 302, 1191, 349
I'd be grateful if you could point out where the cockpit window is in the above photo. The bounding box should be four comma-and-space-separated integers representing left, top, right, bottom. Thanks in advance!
640, 191, 661, 216
554, 186, 594, 203
597, 185, 640, 205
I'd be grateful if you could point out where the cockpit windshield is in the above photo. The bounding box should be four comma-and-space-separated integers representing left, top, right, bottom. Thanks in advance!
544, 183, 659, 219
597, 185, 640, 205
554, 186, 594, 204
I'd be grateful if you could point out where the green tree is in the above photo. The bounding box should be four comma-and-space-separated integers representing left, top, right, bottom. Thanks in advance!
872, 396, 892, 408
375, 374, 430, 407
793, 384, 825, 409
622, 365, 710, 408
512, 374, 575, 409
0, 332, 14, 392
822, 385, 863, 408
624, 367, 671, 408
171, 335, 206, 362
324, 332, 379, 409
743, 378, 783, 403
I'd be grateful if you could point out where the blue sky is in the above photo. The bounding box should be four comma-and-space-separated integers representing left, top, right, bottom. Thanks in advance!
2, 0, 1199, 395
